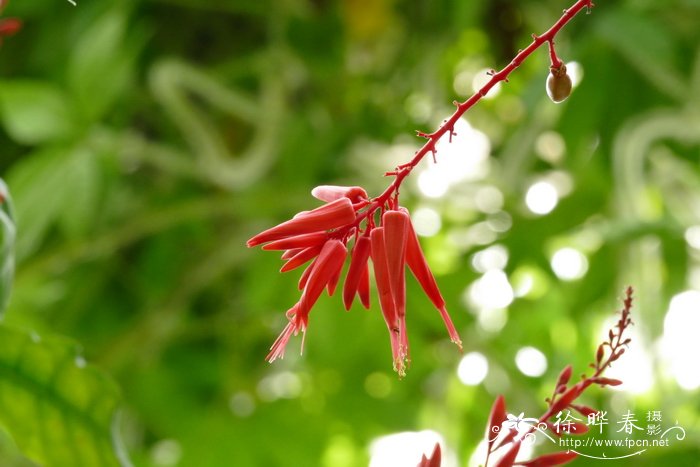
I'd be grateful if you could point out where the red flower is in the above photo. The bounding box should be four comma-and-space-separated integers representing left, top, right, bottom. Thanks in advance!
248, 186, 462, 374
0, 0, 21, 45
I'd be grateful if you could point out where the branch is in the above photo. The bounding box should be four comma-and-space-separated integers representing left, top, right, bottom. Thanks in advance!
248, 0, 596, 374
484, 287, 634, 467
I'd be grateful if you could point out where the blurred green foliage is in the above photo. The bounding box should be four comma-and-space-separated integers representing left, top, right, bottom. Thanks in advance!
0, 0, 699, 466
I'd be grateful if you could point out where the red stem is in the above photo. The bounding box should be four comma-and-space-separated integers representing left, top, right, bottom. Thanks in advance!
548, 40, 563, 69
349, 0, 593, 230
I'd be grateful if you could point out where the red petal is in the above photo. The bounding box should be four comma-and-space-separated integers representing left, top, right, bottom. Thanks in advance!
311, 185, 368, 203
247, 198, 355, 247
417, 443, 441, 467
494, 441, 520, 467
591, 377, 622, 386
556, 365, 572, 388
486, 395, 507, 449
517, 451, 577, 466
402, 208, 462, 349
298, 240, 346, 315
280, 245, 322, 273
427, 443, 441, 467
343, 235, 372, 310
281, 248, 303, 260
262, 232, 328, 250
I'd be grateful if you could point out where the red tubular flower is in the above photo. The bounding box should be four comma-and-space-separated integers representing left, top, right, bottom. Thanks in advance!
371, 227, 406, 375
261, 231, 328, 251
383, 210, 411, 360
266, 240, 346, 362
311, 185, 368, 203
401, 207, 463, 350
343, 235, 372, 310
247, 197, 356, 247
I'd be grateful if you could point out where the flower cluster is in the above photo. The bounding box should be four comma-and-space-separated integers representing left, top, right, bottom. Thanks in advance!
247, 185, 462, 376
480, 287, 634, 467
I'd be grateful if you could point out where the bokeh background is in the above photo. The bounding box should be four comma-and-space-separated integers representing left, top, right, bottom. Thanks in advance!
1, 0, 699, 465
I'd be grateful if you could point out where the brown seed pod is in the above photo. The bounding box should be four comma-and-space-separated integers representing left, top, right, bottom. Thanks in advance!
546, 64, 572, 103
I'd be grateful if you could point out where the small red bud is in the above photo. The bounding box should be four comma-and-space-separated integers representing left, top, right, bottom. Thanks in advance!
556, 365, 573, 387
596, 344, 605, 363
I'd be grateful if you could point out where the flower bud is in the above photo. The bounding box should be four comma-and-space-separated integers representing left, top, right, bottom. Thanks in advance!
546, 64, 572, 103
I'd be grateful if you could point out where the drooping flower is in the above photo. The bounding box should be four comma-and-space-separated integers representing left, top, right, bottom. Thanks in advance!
248, 185, 462, 375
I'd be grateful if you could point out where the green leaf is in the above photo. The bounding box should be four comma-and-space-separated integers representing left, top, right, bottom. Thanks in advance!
6, 147, 101, 260
0, 179, 15, 317
0, 81, 76, 145
0, 325, 131, 467
68, 8, 135, 122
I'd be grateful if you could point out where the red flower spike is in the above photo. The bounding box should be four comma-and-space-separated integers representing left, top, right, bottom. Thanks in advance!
311, 185, 368, 204
516, 451, 577, 467
280, 245, 322, 273
247, 198, 356, 247
370, 227, 405, 374
417, 443, 441, 467
298, 240, 347, 315
261, 231, 328, 251
343, 235, 372, 310
402, 208, 462, 349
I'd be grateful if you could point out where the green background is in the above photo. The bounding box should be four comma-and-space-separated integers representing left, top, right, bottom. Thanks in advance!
0, 0, 699, 465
